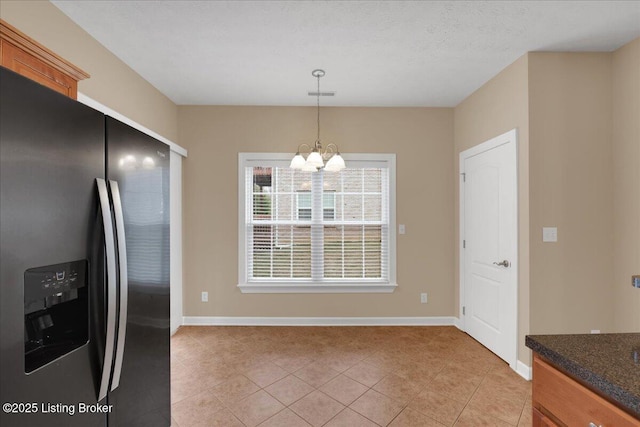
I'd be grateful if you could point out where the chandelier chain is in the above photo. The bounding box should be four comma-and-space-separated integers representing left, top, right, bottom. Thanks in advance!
316, 73, 320, 143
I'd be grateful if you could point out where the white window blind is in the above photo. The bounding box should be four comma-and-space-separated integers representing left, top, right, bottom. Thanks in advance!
239, 153, 396, 293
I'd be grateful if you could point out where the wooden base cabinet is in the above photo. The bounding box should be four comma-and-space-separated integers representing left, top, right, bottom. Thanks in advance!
532, 355, 640, 427
533, 407, 560, 427
1, 19, 88, 99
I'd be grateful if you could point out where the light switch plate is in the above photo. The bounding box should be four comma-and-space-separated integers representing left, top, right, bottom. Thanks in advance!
542, 227, 558, 242
633, 275, 640, 288
399, 224, 406, 235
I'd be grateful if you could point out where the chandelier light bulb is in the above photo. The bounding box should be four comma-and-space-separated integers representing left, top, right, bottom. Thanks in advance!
301, 162, 318, 172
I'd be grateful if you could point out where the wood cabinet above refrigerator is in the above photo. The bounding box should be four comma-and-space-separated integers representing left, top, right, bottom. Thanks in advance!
0, 19, 89, 99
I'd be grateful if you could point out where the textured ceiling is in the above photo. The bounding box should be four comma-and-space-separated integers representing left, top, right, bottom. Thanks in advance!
52, 1, 640, 107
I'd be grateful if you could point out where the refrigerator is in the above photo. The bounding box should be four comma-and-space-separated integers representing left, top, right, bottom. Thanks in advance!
0, 67, 171, 427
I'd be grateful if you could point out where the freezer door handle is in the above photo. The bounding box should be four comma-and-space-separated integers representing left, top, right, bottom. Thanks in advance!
109, 180, 128, 391
96, 179, 118, 401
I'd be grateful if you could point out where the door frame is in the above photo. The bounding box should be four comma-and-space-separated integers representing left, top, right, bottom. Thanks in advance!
459, 128, 519, 370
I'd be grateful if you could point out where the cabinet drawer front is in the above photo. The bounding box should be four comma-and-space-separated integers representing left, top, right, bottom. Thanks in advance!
533, 407, 560, 427
533, 357, 639, 427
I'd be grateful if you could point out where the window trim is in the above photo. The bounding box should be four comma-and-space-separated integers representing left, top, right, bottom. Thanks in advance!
238, 152, 397, 294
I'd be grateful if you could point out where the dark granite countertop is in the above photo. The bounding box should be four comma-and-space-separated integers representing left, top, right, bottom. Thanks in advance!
526, 333, 640, 418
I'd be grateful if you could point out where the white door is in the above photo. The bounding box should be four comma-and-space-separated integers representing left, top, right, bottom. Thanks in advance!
460, 129, 518, 368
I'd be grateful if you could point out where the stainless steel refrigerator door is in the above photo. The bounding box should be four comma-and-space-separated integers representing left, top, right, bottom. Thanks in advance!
0, 68, 106, 426
105, 117, 171, 427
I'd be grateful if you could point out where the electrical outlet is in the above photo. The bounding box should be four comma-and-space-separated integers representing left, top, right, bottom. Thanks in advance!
632, 275, 640, 288
420, 293, 428, 304
201, 291, 208, 302
590, 329, 600, 334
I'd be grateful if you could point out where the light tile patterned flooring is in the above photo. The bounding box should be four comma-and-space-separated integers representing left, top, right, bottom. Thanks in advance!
171, 326, 532, 427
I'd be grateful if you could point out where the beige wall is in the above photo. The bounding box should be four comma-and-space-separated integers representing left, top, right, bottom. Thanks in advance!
453, 55, 531, 365
0, 1, 178, 141
528, 53, 614, 336
179, 106, 455, 317
612, 38, 640, 332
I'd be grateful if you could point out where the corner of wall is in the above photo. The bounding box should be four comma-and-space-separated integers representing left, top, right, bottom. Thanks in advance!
528, 51, 615, 336
611, 38, 640, 332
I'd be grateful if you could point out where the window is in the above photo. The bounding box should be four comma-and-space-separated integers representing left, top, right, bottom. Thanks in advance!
238, 153, 396, 293
296, 191, 335, 220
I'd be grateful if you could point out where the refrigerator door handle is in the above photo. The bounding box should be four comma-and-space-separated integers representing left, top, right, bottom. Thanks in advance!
96, 178, 118, 401
109, 180, 128, 391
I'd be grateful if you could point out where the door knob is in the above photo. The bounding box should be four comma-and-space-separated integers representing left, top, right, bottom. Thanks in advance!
493, 260, 510, 267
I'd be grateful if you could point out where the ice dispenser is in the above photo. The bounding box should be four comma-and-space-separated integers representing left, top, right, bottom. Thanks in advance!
24, 260, 89, 373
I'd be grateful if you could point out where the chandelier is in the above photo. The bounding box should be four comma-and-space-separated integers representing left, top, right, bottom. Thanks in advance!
290, 69, 346, 172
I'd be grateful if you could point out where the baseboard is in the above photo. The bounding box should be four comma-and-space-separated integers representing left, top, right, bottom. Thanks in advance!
453, 317, 463, 330
516, 360, 532, 380
182, 316, 458, 327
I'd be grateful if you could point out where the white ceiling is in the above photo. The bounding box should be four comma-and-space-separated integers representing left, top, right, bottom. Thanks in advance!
52, 1, 640, 107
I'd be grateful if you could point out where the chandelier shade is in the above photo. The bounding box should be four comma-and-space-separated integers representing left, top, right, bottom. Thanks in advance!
289, 153, 306, 169
324, 153, 346, 172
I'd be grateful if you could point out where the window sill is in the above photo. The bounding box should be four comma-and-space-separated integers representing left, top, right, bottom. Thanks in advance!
237, 282, 398, 294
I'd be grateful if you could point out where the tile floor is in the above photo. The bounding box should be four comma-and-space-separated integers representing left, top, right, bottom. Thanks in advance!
171, 326, 532, 427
